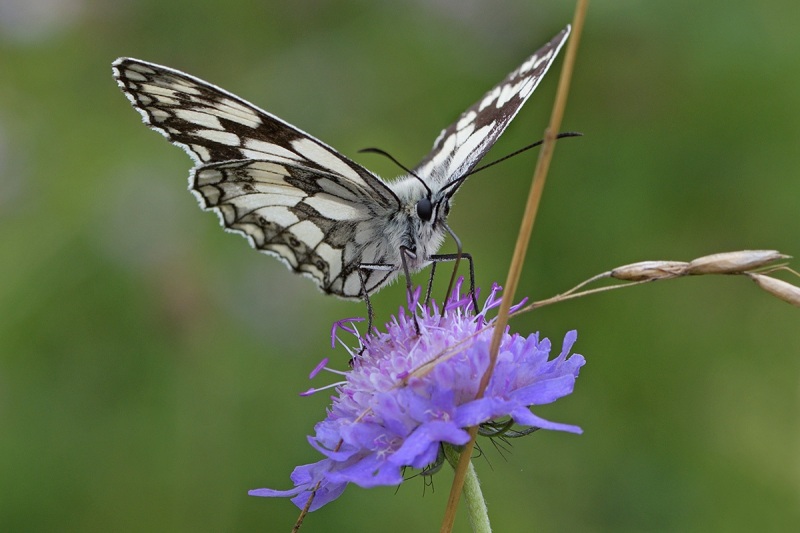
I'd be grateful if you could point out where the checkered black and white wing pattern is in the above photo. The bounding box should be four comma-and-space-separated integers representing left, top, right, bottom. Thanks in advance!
413, 26, 570, 188
191, 159, 400, 298
112, 58, 401, 298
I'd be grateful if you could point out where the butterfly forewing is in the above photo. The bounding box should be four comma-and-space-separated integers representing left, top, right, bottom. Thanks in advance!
413, 26, 570, 187
112, 58, 399, 208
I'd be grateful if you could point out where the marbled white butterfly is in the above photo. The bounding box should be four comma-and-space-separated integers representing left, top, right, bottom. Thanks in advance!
113, 26, 569, 302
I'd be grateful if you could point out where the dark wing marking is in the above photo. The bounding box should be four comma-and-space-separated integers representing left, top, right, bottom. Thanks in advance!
112, 57, 399, 210
192, 160, 398, 298
413, 26, 570, 188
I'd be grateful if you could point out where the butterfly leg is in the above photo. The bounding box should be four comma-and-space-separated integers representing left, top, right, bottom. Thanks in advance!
399, 246, 422, 335
357, 262, 398, 333
428, 252, 478, 312
398, 246, 416, 299
425, 261, 438, 306
357, 268, 375, 333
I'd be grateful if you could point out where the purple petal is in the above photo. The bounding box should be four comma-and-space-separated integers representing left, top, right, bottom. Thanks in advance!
511, 374, 578, 406
510, 407, 583, 434
391, 420, 470, 467
327, 454, 404, 488
249, 460, 350, 511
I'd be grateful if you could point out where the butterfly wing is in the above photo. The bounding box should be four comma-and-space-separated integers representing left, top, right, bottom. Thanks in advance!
113, 58, 402, 298
112, 58, 399, 208
193, 159, 399, 298
413, 26, 571, 188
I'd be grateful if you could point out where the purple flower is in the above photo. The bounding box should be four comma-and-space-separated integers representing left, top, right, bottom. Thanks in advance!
249, 281, 585, 511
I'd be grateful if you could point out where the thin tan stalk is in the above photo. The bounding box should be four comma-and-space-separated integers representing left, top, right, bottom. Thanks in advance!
440, 2, 589, 531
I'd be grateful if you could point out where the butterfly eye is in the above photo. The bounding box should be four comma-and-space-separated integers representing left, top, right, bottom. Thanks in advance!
416, 198, 433, 222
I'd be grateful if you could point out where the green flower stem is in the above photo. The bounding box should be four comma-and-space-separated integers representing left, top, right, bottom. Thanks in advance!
445, 445, 491, 532
463, 460, 491, 533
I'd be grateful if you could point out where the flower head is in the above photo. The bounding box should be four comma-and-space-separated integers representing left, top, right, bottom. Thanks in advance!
250, 281, 585, 511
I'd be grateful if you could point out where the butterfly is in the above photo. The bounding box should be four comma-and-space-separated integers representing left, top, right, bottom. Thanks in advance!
113, 26, 570, 307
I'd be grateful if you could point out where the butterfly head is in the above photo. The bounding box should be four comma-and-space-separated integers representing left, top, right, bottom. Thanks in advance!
412, 175, 453, 230
416, 196, 433, 221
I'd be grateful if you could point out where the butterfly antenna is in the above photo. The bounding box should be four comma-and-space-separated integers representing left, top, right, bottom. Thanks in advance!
470, 131, 582, 175
359, 147, 432, 196
441, 131, 582, 199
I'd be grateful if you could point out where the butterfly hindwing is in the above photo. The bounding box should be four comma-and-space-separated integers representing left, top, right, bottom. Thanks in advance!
413, 26, 571, 187
192, 159, 396, 298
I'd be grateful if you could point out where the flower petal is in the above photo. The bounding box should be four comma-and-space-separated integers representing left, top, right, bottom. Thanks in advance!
510, 407, 583, 434
391, 420, 471, 467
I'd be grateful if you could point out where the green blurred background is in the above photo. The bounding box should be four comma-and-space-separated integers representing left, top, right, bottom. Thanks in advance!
1, 1, 798, 531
